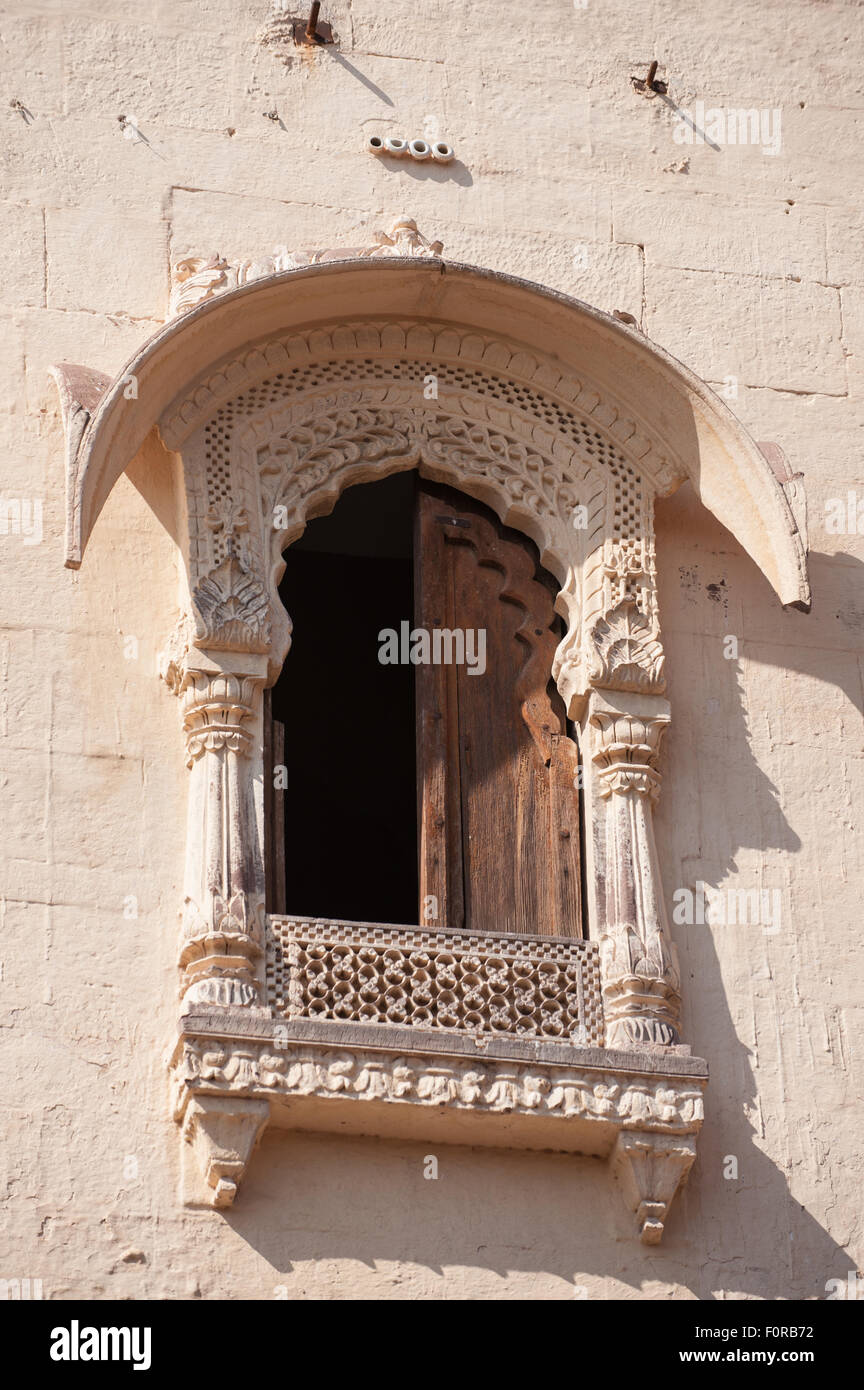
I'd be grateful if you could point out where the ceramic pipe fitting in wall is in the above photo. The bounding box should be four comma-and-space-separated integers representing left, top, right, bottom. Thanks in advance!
367, 135, 455, 163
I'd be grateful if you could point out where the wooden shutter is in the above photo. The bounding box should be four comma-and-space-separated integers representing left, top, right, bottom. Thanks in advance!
415, 482, 582, 938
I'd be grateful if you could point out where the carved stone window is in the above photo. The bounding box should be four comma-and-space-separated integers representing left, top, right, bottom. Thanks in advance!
52, 234, 809, 1242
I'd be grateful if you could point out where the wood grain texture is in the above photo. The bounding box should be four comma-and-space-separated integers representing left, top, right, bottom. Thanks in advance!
415, 488, 465, 931
415, 483, 582, 938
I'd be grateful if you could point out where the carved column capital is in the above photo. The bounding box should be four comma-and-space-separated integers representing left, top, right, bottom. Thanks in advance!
179, 665, 265, 769
590, 701, 670, 802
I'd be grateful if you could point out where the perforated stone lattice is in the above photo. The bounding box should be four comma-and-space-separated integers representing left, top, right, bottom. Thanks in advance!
202, 357, 643, 563
266, 919, 604, 1046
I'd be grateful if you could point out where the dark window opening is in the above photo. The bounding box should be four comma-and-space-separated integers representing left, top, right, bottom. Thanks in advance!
270, 471, 419, 924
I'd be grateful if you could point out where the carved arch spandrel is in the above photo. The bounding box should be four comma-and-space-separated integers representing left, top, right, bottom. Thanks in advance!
252, 394, 604, 699
176, 345, 666, 714
158, 322, 677, 498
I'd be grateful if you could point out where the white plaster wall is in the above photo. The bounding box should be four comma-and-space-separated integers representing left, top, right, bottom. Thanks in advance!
0, 0, 861, 1299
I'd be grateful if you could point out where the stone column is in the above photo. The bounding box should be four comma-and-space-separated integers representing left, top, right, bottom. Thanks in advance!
585, 689, 681, 1048
174, 649, 269, 1011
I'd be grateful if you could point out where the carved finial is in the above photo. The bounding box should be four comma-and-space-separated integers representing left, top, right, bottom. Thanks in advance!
367, 216, 445, 258
169, 255, 232, 316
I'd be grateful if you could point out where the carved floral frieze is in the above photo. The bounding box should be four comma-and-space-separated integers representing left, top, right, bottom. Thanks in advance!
173, 1034, 705, 1132
169, 217, 444, 317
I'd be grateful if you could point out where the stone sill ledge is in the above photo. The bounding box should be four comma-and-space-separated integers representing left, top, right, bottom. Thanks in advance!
178, 1006, 709, 1078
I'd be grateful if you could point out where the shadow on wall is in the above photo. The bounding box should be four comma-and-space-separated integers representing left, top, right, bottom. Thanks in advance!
209, 497, 858, 1300
216, 1112, 852, 1299
653, 485, 863, 1299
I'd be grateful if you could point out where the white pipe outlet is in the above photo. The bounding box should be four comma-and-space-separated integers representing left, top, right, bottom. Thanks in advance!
368, 136, 456, 163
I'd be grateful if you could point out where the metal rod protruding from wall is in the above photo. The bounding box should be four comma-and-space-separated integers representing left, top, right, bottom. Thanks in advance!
631, 60, 667, 98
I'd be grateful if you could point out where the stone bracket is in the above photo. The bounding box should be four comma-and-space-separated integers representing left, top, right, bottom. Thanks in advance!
612, 1131, 698, 1245
181, 1095, 270, 1208
48, 363, 111, 569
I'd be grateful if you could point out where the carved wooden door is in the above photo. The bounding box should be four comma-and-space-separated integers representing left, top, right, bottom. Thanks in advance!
414, 482, 582, 938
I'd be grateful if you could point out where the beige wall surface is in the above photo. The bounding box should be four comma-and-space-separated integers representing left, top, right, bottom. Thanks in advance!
0, 0, 862, 1300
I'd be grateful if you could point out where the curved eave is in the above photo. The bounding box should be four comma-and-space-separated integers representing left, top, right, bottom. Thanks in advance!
58, 257, 809, 607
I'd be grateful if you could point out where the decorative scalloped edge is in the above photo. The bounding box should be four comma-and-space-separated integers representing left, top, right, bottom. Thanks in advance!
175, 364, 664, 707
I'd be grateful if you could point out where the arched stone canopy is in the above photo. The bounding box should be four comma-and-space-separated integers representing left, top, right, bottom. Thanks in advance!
53, 258, 810, 721
56, 257, 808, 612
53, 255, 809, 1238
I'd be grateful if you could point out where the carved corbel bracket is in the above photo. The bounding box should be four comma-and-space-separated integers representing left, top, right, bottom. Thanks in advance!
191, 554, 272, 655
48, 364, 112, 569
612, 1130, 697, 1244
182, 1095, 270, 1207
589, 597, 665, 696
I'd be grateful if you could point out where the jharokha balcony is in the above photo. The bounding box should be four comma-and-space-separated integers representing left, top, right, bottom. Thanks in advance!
50, 253, 803, 1247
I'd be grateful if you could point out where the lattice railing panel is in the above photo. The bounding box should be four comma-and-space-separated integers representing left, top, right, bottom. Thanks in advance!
266, 918, 603, 1047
